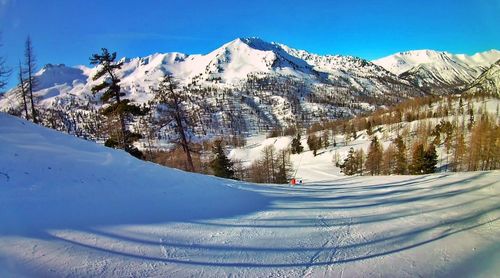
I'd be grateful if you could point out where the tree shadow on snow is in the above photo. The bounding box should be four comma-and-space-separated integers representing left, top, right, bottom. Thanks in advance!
0, 177, 273, 239
2, 171, 498, 273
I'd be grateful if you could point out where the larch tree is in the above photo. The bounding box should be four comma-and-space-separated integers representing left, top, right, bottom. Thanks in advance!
409, 142, 426, 174
151, 74, 196, 172
365, 136, 383, 175
451, 128, 466, 172
17, 61, 29, 119
275, 148, 293, 184
354, 148, 365, 175
322, 130, 330, 148
90, 48, 145, 158
468, 115, 500, 171
393, 135, 408, 174
0, 35, 10, 92
24, 36, 38, 123
382, 143, 397, 175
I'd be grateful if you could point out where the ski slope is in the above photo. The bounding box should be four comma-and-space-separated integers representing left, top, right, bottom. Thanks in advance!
0, 113, 499, 277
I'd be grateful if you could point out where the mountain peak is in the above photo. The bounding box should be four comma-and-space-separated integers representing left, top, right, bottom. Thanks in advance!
223, 37, 278, 52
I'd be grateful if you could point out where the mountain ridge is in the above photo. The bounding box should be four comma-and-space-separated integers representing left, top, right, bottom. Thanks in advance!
0, 38, 498, 139
373, 49, 500, 93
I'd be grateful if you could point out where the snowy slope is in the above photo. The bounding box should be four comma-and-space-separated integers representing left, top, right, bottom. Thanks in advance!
374, 49, 500, 92
465, 59, 500, 96
1, 113, 499, 277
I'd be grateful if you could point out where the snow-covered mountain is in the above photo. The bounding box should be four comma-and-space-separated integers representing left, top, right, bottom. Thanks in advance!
374, 49, 500, 93
0, 37, 424, 138
465, 59, 500, 96
1, 38, 497, 140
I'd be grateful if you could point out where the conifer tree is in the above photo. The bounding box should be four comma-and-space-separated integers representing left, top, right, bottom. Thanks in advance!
209, 139, 235, 179
393, 135, 408, 174
365, 136, 383, 175
422, 144, 438, 174
291, 133, 304, 154
339, 147, 357, 175
90, 48, 145, 158
307, 134, 320, 156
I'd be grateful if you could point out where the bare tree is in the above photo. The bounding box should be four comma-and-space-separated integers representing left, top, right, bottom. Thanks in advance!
24, 36, 38, 123
152, 74, 196, 172
0, 34, 11, 92
17, 61, 29, 119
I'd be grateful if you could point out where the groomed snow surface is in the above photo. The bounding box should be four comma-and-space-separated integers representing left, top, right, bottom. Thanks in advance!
0, 113, 499, 277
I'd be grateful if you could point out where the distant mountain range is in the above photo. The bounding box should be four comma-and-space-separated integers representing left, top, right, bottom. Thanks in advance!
374, 49, 500, 93
0, 37, 498, 137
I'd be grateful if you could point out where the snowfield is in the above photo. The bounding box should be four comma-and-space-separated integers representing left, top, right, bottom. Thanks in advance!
1, 113, 499, 277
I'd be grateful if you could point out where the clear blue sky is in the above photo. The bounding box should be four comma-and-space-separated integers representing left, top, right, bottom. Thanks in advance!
0, 0, 498, 88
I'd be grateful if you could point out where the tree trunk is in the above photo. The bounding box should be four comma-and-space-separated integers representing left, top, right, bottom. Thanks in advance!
18, 64, 29, 120
175, 115, 194, 172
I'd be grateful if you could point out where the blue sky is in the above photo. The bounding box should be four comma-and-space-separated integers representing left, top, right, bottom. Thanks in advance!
0, 0, 498, 88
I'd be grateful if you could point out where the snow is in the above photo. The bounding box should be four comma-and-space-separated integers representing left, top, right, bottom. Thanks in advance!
1, 113, 499, 277
373, 49, 500, 87
229, 135, 292, 166
0, 37, 415, 117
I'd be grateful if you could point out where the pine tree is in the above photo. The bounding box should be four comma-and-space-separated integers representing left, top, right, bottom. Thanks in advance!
422, 144, 438, 174
90, 48, 145, 158
393, 135, 408, 174
339, 147, 357, 175
209, 139, 235, 179
365, 136, 383, 175
151, 74, 196, 171
307, 134, 320, 156
291, 133, 304, 154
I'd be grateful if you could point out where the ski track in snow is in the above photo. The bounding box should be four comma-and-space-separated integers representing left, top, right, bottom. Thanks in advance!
1, 172, 499, 277
0, 113, 499, 277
